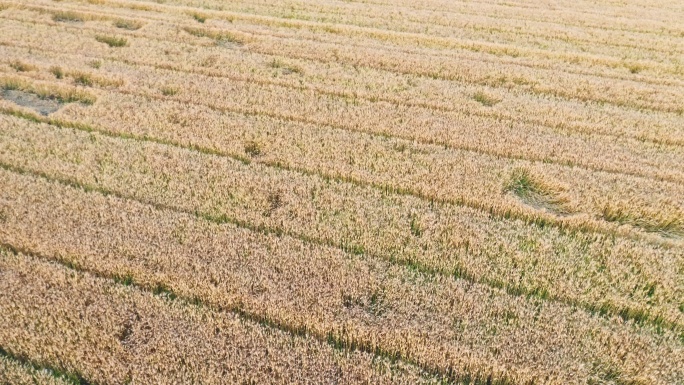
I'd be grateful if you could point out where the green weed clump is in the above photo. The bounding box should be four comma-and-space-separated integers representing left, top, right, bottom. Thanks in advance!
50, 66, 64, 79
114, 19, 143, 30
244, 140, 263, 157
473, 90, 501, 106
190, 12, 207, 23
52, 11, 84, 22
160, 86, 179, 96
9, 60, 37, 72
602, 203, 683, 237
95, 35, 128, 47
504, 168, 572, 214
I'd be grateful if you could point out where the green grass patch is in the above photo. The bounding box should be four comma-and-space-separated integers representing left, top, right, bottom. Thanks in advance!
9, 60, 37, 72
504, 168, 572, 214
160, 85, 179, 96
52, 11, 85, 22
190, 12, 207, 23
602, 203, 683, 237
244, 140, 263, 157
50, 66, 64, 79
72, 72, 93, 87
95, 35, 128, 47
269, 58, 303, 75
472, 90, 501, 106
113, 19, 142, 30
182, 26, 244, 45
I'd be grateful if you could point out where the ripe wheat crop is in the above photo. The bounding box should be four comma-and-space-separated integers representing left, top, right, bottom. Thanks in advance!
0, 0, 682, 384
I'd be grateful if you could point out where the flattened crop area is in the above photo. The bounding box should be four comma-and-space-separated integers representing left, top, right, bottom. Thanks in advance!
0, 0, 682, 384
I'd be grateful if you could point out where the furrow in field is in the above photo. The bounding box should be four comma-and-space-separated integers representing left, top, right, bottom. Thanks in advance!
0, 248, 446, 385
4, 67, 682, 239
3, 22, 684, 150
53, 0, 684, 68
1, 114, 682, 333
143, 0, 684, 59
3, 1, 684, 113
1, 169, 683, 385
119, 0, 684, 38
4, 41, 684, 188
17, 0, 684, 87
363, 0, 684, 32
44, 88, 684, 236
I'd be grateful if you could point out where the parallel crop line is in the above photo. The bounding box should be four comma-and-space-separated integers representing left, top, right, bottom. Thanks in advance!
285, 0, 684, 37
4, 35, 683, 151
178, 0, 684, 55
4, 44, 682, 187
0, 242, 505, 385
0, 114, 680, 335
0, 105, 670, 243
6, 1, 684, 91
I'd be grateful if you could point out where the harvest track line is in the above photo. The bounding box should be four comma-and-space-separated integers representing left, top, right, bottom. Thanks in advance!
194, 0, 684, 53
5, 2, 684, 91
104, 0, 684, 57
2, 105, 677, 246
115, 85, 684, 186
21, 1, 684, 89
3, 48, 684, 186
4, 37, 684, 152
0, 128, 679, 336
285, 0, 684, 36
0, 243, 512, 385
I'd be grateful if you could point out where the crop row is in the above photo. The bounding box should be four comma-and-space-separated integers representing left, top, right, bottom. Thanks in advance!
1, 168, 683, 384
0, 248, 441, 385
2, 65, 682, 240
0, 113, 681, 332
3, 2, 684, 114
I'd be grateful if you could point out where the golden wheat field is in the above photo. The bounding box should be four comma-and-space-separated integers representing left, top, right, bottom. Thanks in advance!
0, 0, 683, 383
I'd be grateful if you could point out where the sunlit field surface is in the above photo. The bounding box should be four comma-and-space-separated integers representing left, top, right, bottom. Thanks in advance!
0, 0, 683, 384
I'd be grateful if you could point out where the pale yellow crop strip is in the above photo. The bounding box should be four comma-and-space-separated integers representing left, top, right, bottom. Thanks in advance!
93, 0, 684, 68
2, 1, 683, 383
242, 0, 684, 26
5, 0, 681, 112
3, 21, 684, 150
0, 249, 440, 385
5, 0, 684, 137
5, 57, 680, 240
11, 75, 684, 251
116, 0, 684, 79
1, 169, 683, 385
9, 0, 684, 94
5, 3, 676, 146
5, 60, 684, 242
33, 0, 684, 88
152, 0, 684, 61
3, 28, 683, 189
44, 88, 684, 237
268, 0, 684, 37
0, 113, 682, 333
